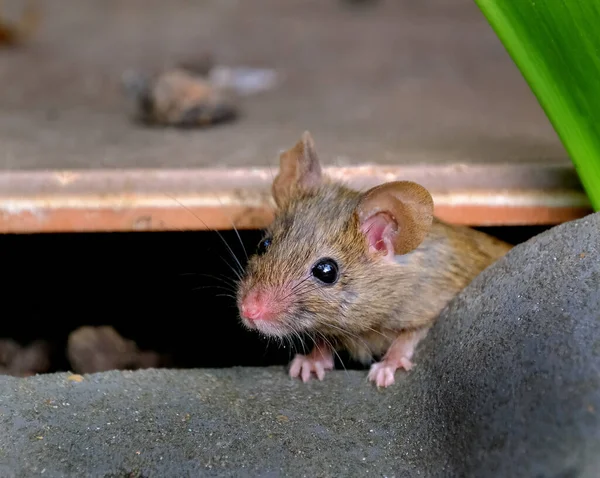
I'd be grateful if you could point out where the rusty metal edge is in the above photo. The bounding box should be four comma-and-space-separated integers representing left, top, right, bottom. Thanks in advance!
0, 163, 585, 193
0, 166, 591, 233
0, 202, 591, 233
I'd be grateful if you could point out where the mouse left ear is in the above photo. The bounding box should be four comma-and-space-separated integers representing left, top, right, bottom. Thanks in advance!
356, 181, 434, 259
272, 131, 323, 207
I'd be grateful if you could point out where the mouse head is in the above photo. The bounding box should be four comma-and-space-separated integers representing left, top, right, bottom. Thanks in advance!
237, 132, 434, 338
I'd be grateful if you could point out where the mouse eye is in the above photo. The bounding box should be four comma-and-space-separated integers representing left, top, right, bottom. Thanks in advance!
257, 237, 272, 255
311, 258, 339, 285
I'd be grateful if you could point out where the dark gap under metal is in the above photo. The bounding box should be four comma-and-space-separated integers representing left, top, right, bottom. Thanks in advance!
0, 225, 551, 375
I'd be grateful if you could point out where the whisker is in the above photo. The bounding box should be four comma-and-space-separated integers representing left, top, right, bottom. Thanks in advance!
289, 276, 312, 293
283, 335, 291, 352
165, 193, 245, 275
321, 321, 373, 355
220, 256, 243, 282
194, 272, 239, 291
286, 283, 385, 351
292, 284, 326, 298
292, 276, 312, 288
360, 325, 389, 340
213, 194, 248, 262
290, 278, 319, 292
294, 330, 308, 355
289, 333, 298, 358
315, 331, 348, 376
287, 325, 306, 355
293, 282, 321, 293
192, 285, 237, 294
279, 278, 313, 303
310, 334, 321, 355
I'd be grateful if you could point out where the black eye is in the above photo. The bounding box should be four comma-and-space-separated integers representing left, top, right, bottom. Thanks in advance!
257, 237, 272, 255
311, 258, 339, 285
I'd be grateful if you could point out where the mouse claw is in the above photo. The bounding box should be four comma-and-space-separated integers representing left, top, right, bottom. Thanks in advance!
289, 350, 334, 383
301, 364, 311, 383
314, 361, 326, 381
368, 358, 414, 388
368, 328, 426, 387
367, 362, 396, 388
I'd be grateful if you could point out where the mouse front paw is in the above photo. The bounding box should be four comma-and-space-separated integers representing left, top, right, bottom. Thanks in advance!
368, 328, 428, 388
367, 357, 413, 388
289, 348, 334, 383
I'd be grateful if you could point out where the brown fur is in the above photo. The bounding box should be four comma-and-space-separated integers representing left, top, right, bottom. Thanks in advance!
237, 133, 512, 365
272, 131, 323, 208
357, 180, 434, 255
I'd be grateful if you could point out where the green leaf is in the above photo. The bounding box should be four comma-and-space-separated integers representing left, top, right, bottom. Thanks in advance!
474, 0, 600, 211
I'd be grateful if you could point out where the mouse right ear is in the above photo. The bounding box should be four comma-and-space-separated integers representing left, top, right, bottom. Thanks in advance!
356, 181, 434, 260
272, 131, 323, 207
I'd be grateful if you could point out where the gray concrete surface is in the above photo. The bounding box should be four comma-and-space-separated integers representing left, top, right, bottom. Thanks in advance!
0, 0, 566, 170
413, 211, 600, 477
1, 212, 599, 477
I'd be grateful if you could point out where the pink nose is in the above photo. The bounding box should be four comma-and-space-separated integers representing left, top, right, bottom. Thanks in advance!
240, 289, 276, 322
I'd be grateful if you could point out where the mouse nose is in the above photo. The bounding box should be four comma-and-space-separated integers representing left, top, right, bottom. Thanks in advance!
240, 301, 262, 321
240, 289, 278, 322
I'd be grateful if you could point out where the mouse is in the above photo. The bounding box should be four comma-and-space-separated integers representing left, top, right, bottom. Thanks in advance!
236, 132, 512, 387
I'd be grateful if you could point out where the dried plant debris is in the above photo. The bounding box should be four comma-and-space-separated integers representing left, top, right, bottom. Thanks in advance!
122, 54, 279, 128
0, 339, 52, 377
0, 0, 40, 48
67, 326, 170, 374
122, 66, 239, 128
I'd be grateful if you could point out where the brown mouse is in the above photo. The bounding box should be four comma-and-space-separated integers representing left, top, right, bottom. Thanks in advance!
237, 132, 512, 387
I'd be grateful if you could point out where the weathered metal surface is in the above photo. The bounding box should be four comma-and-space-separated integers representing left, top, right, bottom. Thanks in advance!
0, 0, 588, 232
0, 0, 568, 172
0, 167, 590, 233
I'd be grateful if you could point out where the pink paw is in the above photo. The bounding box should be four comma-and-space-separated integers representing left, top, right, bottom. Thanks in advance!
289, 353, 334, 383
367, 357, 414, 388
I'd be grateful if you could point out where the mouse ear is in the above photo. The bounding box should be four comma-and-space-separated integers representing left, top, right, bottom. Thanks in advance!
356, 181, 434, 259
272, 131, 323, 207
